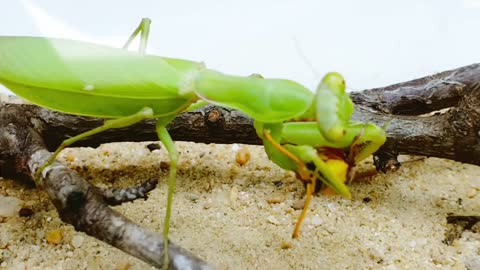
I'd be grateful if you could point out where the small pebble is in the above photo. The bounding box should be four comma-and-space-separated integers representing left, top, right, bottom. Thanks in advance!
0, 195, 23, 217
45, 229, 63, 245
310, 215, 323, 226
1, 250, 10, 259
203, 201, 213, 210
235, 146, 251, 166
267, 215, 280, 225
408, 240, 416, 248
416, 238, 428, 246
116, 259, 131, 270
146, 143, 161, 152
291, 200, 304, 210
280, 241, 292, 249
0, 241, 7, 249
467, 189, 477, 198
18, 207, 34, 217
272, 180, 283, 187
71, 235, 84, 248
31, 245, 40, 252
185, 193, 200, 203
267, 194, 286, 204
36, 230, 45, 239
471, 222, 480, 233
64, 154, 76, 162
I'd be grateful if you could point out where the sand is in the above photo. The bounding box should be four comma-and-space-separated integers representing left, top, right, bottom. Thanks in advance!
0, 140, 479, 270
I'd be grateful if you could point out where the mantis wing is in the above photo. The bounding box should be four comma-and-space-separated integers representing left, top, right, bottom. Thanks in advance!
0, 37, 202, 117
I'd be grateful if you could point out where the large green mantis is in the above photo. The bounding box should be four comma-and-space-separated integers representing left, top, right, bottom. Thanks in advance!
0, 18, 386, 267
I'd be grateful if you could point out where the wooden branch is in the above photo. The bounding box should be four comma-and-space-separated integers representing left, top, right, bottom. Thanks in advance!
350, 63, 480, 115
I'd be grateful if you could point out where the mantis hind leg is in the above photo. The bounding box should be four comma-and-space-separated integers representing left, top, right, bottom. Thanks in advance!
155, 118, 178, 270
35, 107, 154, 185
122, 18, 151, 54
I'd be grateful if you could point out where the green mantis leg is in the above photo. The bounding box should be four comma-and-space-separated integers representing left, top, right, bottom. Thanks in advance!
155, 117, 178, 270
35, 107, 154, 184
122, 18, 151, 54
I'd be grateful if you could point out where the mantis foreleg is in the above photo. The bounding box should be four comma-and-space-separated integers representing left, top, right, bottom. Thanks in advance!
314, 72, 354, 142
35, 107, 154, 184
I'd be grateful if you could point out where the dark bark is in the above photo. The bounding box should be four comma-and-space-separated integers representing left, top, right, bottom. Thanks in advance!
1, 63, 480, 269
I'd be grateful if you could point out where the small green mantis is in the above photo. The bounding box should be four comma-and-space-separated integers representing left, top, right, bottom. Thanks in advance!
0, 18, 386, 267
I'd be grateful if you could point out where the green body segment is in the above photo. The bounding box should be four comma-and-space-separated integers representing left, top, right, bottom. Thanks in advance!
0, 37, 201, 118
195, 70, 314, 122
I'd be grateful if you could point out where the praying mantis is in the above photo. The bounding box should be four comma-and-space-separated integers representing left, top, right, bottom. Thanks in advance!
0, 18, 386, 268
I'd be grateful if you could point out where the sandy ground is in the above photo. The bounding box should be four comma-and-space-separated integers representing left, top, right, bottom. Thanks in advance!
0, 139, 479, 270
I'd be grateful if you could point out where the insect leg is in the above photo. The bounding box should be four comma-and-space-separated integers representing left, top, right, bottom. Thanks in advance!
122, 18, 151, 54
292, 170, 317, 238
35, 107, 154, 184
155, 119, 178, 270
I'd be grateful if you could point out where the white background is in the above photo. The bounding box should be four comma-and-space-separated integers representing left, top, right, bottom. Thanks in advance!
1, 0, 480, 94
